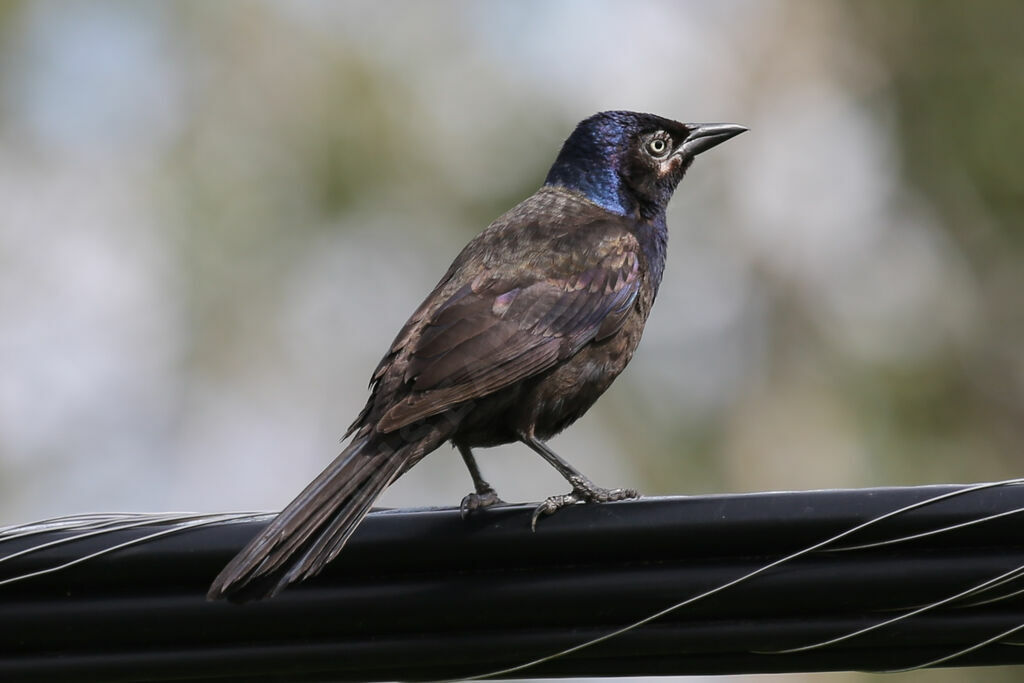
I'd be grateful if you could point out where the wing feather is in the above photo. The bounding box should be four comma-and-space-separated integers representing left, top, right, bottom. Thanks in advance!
376, 228, 642, 434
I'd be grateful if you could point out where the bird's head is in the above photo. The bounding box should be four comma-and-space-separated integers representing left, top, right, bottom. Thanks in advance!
544, 111, 746, 220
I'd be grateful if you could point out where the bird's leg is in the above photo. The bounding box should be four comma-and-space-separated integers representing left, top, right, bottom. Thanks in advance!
458, 443, 505, 517
520, 435, 639, 530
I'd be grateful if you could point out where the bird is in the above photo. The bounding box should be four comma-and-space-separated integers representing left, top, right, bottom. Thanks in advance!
207, 110, 746, 601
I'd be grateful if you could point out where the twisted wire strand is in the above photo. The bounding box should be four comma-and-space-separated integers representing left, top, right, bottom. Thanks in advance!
0, 511, 271, 587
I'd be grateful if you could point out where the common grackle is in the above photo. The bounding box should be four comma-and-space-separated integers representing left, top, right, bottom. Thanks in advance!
208, 111, 745, 601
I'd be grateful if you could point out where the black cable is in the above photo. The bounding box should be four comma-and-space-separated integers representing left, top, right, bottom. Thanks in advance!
2, 484, 1024, 681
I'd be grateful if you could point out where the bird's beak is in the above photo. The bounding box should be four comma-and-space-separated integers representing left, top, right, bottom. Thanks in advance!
678, 123, 747, 157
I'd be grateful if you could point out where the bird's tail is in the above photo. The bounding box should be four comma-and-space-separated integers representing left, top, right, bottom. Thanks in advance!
207, 432, 432, 602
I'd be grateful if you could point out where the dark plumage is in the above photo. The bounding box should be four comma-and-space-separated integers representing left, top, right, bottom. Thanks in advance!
208, 111, 746, 601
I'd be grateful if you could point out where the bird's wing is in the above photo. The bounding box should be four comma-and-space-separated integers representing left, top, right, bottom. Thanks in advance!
375, 228, 642, 433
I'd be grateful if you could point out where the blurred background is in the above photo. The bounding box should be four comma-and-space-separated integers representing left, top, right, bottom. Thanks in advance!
1, 1, 1022, 681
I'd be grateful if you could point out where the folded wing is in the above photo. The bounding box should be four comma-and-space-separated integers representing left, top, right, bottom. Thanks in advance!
376, 230, 642, 432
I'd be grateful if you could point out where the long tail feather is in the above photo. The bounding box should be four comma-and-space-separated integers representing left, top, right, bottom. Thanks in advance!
207, 435, 414, 602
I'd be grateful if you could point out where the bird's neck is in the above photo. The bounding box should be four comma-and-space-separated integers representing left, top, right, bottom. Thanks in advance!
639, 213, 669, 296
542, 163, 671, 224
543, 162, 634, 217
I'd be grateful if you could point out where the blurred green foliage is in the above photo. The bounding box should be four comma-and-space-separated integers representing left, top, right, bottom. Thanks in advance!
843, 1, 1024, 488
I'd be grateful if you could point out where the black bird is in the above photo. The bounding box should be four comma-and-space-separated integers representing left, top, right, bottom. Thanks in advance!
208, 111, 745, 601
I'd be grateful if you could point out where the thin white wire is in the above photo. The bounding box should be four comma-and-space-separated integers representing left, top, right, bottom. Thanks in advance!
763, 560, 1024, 654
881, 621, 1024, 673
829, 505, 1024, 552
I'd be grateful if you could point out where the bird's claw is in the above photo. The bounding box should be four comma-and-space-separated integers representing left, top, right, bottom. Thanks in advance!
530, 493, 580, 531
530, 476, 639, 531
460, 488, 505, 518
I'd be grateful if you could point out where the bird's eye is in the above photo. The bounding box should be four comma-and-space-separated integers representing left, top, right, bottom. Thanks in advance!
647, 138, 669, 157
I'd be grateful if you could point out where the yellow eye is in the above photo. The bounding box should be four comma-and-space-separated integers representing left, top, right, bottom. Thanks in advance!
647, 138, 668, 156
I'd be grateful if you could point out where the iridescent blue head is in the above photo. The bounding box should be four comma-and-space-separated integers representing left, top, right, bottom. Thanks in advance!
544, 111, 746, 220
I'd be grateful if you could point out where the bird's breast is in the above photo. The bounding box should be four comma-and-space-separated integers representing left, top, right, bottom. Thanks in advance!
523, 306, 647, 440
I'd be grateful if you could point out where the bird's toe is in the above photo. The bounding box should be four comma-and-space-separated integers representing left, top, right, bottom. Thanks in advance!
460, 489, 505, 518
566, 474, 640, 503
586, 486, 640, 503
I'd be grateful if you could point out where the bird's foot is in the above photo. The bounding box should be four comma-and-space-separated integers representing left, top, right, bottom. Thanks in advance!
460, 487, 505, 518
530, 475, 639, 530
